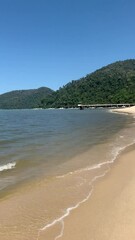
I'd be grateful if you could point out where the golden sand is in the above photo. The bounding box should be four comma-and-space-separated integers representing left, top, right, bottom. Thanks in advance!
58, 146, 135, 240
1, 144, 134, 240
111, 106, 135, 114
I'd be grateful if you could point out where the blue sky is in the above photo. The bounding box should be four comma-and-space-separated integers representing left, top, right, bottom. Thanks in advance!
0, 0, 135, 94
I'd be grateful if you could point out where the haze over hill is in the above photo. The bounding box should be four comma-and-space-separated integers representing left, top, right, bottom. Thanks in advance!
0, 60, 135, 109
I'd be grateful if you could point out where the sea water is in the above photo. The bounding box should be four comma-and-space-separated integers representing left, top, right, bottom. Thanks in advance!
0, 109, 134, 240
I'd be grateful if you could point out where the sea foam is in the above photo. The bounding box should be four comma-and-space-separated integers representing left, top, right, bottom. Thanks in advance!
0, 162, 16, 172
37, 141, 135, 240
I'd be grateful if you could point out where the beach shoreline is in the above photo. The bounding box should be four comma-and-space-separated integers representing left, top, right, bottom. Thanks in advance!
0, 107, 135, 240
51, 142, 135, 240
111, 105, 135, 115
38, 107, 135, 240
54, 107, 135, 240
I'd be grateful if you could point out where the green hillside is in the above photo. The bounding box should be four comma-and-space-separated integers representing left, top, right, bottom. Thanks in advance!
42, 59, 135, 108
0, 87, 54, 109
0, 60, 135, 109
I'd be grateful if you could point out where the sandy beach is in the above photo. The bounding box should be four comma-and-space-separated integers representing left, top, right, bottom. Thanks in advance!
52, 107, 135, 240
0, 107, 135, 240
53, 144, 135, 240
1, 146, 135, 240
48, 106, 135, 240
111, 105, 135, 114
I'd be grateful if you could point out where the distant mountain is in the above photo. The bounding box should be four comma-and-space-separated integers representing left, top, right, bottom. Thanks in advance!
41, 59, 135, 108
0, 87, 54, 109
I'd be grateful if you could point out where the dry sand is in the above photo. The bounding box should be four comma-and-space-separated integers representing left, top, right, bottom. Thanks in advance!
111, 105, 135, 114
58, 145, 135, 240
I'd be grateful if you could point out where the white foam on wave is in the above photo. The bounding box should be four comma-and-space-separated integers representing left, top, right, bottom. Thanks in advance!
36, 169, 109, 240
0, 162, 16, 172
37, 141, 135, 240
55, 146, 123, 180
56, 164, 101, 179
120, 135, 124, 138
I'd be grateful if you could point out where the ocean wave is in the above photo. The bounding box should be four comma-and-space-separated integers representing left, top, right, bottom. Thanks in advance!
0, 162, 16, 172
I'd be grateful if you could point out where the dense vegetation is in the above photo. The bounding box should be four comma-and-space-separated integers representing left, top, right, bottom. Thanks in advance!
0, 60, 135, 109
41, 59, 135, 108
0, 87, 53, 109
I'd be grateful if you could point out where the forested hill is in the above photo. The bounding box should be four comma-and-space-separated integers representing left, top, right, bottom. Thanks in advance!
42, 59, 135, 108
0, 60, 135, 109
0, 87, 54, 109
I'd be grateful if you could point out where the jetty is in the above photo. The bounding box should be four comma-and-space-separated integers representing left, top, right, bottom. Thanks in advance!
78, 103, 135, 110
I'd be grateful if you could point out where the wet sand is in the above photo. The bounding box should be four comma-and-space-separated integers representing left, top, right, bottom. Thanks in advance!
2, 146, 135, 240
56, 145, 135, 240
0, 107, 135, 239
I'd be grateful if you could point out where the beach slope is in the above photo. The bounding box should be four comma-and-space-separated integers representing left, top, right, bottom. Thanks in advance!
58, 146, 135, 240
111, 106, 135, 114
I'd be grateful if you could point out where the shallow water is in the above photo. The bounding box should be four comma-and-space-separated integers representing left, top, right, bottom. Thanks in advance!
0, 109, 135, 240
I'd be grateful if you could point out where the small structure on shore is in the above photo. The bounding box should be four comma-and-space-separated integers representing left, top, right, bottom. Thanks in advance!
78, 103, 135, 110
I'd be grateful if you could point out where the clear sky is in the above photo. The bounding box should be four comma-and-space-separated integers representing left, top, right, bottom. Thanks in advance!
0, 0, 135, 94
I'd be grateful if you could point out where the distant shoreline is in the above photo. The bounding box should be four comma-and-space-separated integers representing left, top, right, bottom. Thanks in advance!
111, 106, 135, 114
